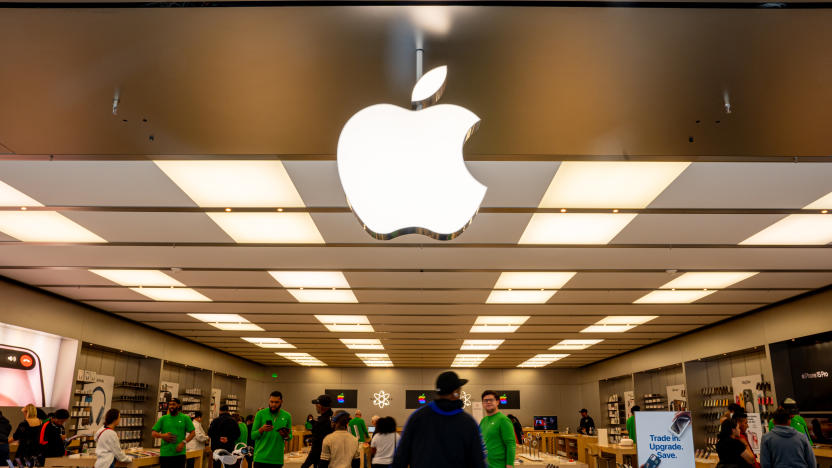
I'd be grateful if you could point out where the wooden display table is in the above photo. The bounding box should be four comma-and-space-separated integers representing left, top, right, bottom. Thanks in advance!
523, 430, 558, 454
45, 449, 204, 468
554, 434, 598, 463
815, 444, 832, 468
586, 442, 637, 467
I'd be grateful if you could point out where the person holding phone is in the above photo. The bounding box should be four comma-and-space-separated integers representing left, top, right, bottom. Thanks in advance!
152, 398, 196, 468
94, 409, 134, 468
208, 405, 240, 468
251, 391, 293, 468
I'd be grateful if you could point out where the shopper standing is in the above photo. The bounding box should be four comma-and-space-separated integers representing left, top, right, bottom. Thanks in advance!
369, 417, 398, 468
767, 399, 813, 446
94, 409, 134, 468
251, 391, 293, 468
11, 404, 45, 466
234, 414, 248, 449
348, 410, 369, 443
760, 408, 816, 468
301, 395, 334, 468
479, 390, 515, 468
208, 405, 241, 468
392, 371, 487, 468
577, 409, 595, 435
716, 418, 755, 468
42, 409, 70, 459
320, 411, 360, 468
625, 406, 640, 445
733, 412, 760, 468
0, 411, 12, 465
152, 398, 196, 468
186, 411, 210, 468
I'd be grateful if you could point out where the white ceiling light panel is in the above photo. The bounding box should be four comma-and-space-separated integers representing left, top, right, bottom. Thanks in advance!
90, 269, 184, 287
451, 354, 489, 368
188, 313, 264, 331
634, 289, 715, 304
241, 337, 295, 349
660, 272, 758, 289
538, 162, 690, 209
269, 271, 351, 289
340, 339, 384, 350
356, 353, 393, 367
0, 180, 43, 207
580, 315, 658, 333
0, 211, 106, 243
741, 192, 832, 245
470, 316, 530, 333
315, 315, 375, 333
549, 339, 604, 350
517, 354, 569, 368
131, 287, 211, 302
206, 212, 324, 244
286, 289, 358, 303
519, 213, 637, 244
493, 272, 577, 289
461, 339, 504, 350
277, 352, 326, 366
486, 289, 556, 304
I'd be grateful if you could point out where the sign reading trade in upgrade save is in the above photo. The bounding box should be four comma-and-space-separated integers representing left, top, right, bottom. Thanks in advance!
635, 411, 695, 468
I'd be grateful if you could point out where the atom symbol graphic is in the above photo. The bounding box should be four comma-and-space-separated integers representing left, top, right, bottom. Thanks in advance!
461, 390, 472, 408
372, 390, 391, 408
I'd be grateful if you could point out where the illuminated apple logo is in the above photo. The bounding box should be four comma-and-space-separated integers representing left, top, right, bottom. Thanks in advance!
418, 393, 427, 404
500, 394, 508, 405
337, 66, 487, 240
337, 393, 345, 404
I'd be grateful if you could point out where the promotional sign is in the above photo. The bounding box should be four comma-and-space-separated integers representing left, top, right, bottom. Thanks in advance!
0, 322, 79, 408
210, 388, 222, 419
667, 384, 688, 411
635, 411, 695, 468
405, 390, 436, 409
325, 389, 358, 408
624, 390, 636, 417
158, 381, 179, 416
492, 390, 521, 409
472, 401, 483, 421
786, 336, 832, 411
78, 374, 114, 434
731, 374, 762, 414
746, 413, 764, 455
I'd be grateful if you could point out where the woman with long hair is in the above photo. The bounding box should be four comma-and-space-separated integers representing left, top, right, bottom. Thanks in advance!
716, 418, 755, 468
10, 404, 45, 465
369, 417, 398, 468
94, 409, 134, 468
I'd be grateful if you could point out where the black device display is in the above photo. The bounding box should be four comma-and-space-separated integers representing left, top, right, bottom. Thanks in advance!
533, 416, 557, 430
492, 390, 521, 409
405, 390, 436, 409
771, 331, 832, 412
324, 389, 358, 408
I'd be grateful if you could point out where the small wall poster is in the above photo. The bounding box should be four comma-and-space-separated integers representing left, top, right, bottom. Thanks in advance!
635, 411, 695, 468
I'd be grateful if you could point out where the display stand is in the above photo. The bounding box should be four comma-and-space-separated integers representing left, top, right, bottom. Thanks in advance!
599, 375, 632, 444
634, 364, 685, 411
45, 449, 204, 468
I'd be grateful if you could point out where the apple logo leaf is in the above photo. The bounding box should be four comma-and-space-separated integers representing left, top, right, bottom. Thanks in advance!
411, 65, 447, 109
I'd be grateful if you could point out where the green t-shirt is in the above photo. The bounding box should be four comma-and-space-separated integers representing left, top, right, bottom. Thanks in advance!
480, 412, 516, 468
250, 407, 293, 464
152, 412, 196, 457
626, 415, 636, 445
237, 422, 249, 446
767, 415, 813, 446
305, 420, 314, 430
348, 417, 369, 442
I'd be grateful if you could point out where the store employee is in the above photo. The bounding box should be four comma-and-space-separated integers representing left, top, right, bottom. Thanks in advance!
578, 409, 595, 435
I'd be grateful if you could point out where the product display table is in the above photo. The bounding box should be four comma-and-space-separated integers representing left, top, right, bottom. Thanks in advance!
554, 434, 598, 463
695, 453, 719, 468
815, 444, 832, 468
586, 442, 637, 467
44, 449, 204, 468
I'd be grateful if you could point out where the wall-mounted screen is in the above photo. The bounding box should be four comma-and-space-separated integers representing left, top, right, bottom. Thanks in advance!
405, 390, 436, 409
533, 416, 558, 430
325, 389, 358, 408
492, 390, 521, 409
0, 322, 79, 408
786, 335, 832, 412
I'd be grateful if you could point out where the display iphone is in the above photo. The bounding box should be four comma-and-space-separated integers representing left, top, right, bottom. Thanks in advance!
743, 390, 754, 413
0, 344, 45, 406
641, 454, 661, 468
669, 411, 692, 437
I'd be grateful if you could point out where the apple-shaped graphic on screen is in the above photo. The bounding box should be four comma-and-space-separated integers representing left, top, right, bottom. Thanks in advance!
337, 66, 487, 240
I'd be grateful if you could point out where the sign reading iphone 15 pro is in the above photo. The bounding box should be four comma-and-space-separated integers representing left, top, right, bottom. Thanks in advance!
635, 411, 695, 468
492, 390, 521, 409
405, 390, 436, 409
325, 389, 358, 408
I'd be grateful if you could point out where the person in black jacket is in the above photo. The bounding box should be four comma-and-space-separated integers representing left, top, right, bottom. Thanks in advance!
208, 405, 241, 468
301, 395, 334, 468
392, 371, 487, 468
0, 411, 12, 464
42, 409, 69, 459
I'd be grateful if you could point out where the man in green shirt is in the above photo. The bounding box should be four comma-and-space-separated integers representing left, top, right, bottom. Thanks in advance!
348, 410, 369, 443
626, 405, 640, 445
234, 413, 249, 448
479, 390, 516, 468
251, 391, 293, 468
152, 398, 196, 468
767, 399, 813, 446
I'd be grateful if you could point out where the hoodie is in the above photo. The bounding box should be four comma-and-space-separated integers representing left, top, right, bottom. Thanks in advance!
392, 399, 487, 468
760, 425, 816, 468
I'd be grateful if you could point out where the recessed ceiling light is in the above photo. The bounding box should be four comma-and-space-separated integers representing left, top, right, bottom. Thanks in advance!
740, 215, 832, 245
493, 272, 577, 289
538, 162, 690, 209
486, 290, 556, 304
268, 271, 351, 289
549, 339, 604, 350
154, 161, 306, 207
461, 339, 504, 350
0, 180, 42, 207
90, 269, 184, 287
277, 352, 326, 367
131, 287, 211, 302
356, 353, 393, 367
451, 354, 489, 368
660, 272, 758, 289
517, 354, 569, 368
287, 289, 358, 303
340, 339, 384, 350
470, 316, 530, 333
241, 337, 295, 349
580, 325, 636, 333
0, 211, 106, 243
519, 213, 637, 244
315, 315, 375, 333
188, 313, 263, 331
207, 213, 324, 243
634, 289, 715, 303
579, 315, 658, 333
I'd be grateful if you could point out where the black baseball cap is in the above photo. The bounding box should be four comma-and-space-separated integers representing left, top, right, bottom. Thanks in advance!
580, 408, 588, 413
312, 394, 332, 406
436, 371, 468, 395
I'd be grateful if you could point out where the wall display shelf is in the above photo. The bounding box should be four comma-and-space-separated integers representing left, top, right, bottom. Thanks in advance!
212, 373, 247, 416
599, 375, 633, 444
161, 361, 212, 420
